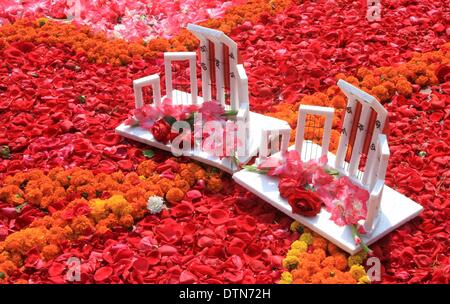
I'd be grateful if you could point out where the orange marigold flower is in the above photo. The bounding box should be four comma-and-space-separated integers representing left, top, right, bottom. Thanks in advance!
345, 76, 359, 86
111, 171, 125, 183
357, 67, 371, 80
179, 169, 196, 186
124, 172, 141, 185
415, 75, 429, 87
327, 242, 341, 255
41, 244, 60, 260
137, 160, 156, 177
174, 178, 191, 193
194, 170, 207, 181
321, 256, 336, 268
312, 248, 327, 262
371, 85, 390, 102
0, 260, 16, 276
361, 74, 380, 89
312, 237, 328, 251
206, 176, 223, 193
291, 268, 309, 281
124, 187, 147, 205
166, 187, 185, 203
71, 215, 94, 236
330, 95, 346, 109
333, 253, 348, 271
119, 214, 134, 228
157, 178, 175, 193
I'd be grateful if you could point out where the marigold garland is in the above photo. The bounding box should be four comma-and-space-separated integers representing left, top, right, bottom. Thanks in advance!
0, 0, 292, 66
267, 43, 450, 152
0, 160, 223, 281
279, 222, 370, 284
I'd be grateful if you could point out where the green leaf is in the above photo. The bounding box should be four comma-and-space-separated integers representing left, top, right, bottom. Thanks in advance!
163, 115, 177, 126
1, 146, 10, 159
222, 110, 238, 117
242, 165, 269, 174
325, 168, 340, 176
304, 184, 314, 191
418, 151, 427, 158
143, 150, 155, 159
76, 95, 87, 104
0, 272, 5, 279
231, 155, 240, 169
15, 202, 27, 213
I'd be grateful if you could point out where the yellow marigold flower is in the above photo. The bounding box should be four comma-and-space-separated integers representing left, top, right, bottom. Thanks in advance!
299, 232, 313, 245
282, 256, 299, 271
36, 17, 48, 27
107, 195, 133, 217
139, 175, 146, 180
291, 240, 308, 252
280, 272, 293, 284
348, 255, 363, 267
290, 221, 303, 233
358, 275, 371, 284
287, 249, 301, 257
349, 264, 366, 280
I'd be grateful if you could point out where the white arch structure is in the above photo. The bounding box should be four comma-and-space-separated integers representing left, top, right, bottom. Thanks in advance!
233, 81, 423, 254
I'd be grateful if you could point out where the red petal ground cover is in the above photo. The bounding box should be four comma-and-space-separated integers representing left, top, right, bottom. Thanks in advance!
0, 0, 449, 284
228, 0, 449, 111
370, 89, 449, 284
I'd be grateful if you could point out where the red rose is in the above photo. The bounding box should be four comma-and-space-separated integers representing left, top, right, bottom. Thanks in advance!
151, 119, 172, 144
278, 177, 299, 198
287, 189, 322, 217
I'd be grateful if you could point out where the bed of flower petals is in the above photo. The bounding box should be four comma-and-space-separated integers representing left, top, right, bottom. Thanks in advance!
0, 0, 247, 41
229, 0, 449, 109
0, 0, 291, 65
0, 163, 294, 283
0, 0, 449, 284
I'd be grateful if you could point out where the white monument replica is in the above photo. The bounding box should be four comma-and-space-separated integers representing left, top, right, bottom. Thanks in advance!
116, 24, 289, 173
233, 80, 423, 254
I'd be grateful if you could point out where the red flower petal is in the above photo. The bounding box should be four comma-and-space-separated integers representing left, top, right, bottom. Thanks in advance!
133, 257, 149, 274
179, 270, 198, 284
94, 266, 113, 282
208, 208, 229, 225
147, 250, 161, 266
48, 262, 66, 277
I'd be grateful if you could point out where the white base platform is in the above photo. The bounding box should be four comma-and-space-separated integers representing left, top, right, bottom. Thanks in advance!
116, 90, 290, 173
232, 144, 424, 254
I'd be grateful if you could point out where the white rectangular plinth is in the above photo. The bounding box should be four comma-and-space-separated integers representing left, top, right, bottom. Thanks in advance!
232, 144, 423, 254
